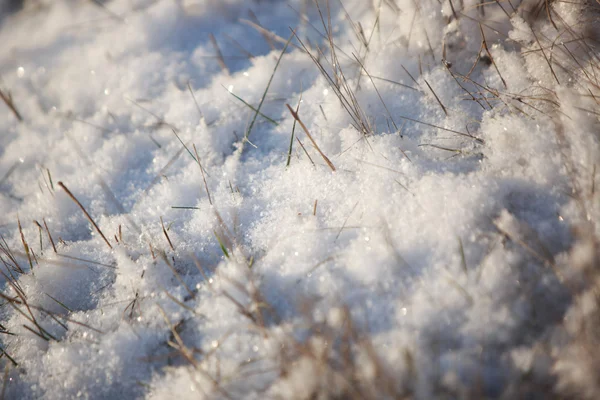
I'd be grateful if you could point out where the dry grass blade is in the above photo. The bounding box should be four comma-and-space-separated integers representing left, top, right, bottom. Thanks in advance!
353, 54, 399, 131
156, 305, 233, 399
466, 38, 485, 80
492, 219, 566, 286
530, 25, 560, 84
286, 104, 336, 171
287, 3, 354, 62
0, 347, 17, 367
592, 163, 596, 196
17, 216, 33, 271
187, 81, 204, 121
64, 133, 142, 236
209, 33, 229, 74
158, 251, 195, 300
57, 253, 116, 269
336, 201, 359, 241
0, 271, 24, 301
163, 289, 203, 316
214, 231, 230, 259
66, 115, 111, 133
0, 89, 22, 122
419, 143, 463, 154
32, 304, 105, 334
444, 62, 489, 110
171, 128, 203, 165
479, 23, 507, 88
192, 256, 214, 288
221, 290, 257, 325
412, 0, 436, 64
424, 79, 449, 116
58, 182, 113, 250
248, 9, 275, 50
396, 113, 484, 144
143, 146, 186, 194
193, 144, 212, 206
401, 64, 421, 89
7, 250, 109, 273
0, 363, 12, 398
458, 236, 468, 276
244, 32, 294, 144
224, 33, 255, 59
125, 96, 177, 135
545, 0, 558, 31
33, 220, 43, 253
225, 87, 279, 126
157, 305, 198, 367
0, 235, 24, 274
88, 0, 125, 22
296, 137, 316, 166
240, 19, 304, 52
448, 0, 459, 20
366, 74, 419, 92
492, 0, 511, 18
123, 291, 140, 320
45, 293, 72, 312
0, 161, 20, 188
0, 292, 57, 341
160, 216, 175, 251
286, 91, 302, 168
289, 6, 372, 136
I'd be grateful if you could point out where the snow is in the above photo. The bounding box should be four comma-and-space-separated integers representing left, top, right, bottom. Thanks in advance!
0, 0, 599, 398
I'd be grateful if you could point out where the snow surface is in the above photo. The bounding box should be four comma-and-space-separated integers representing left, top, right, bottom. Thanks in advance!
0, 0, 598, 399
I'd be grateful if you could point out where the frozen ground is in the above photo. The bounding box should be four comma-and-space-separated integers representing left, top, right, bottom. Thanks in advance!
0, 0, 599, 399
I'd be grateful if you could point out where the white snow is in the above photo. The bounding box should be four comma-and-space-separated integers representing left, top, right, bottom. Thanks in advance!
0, 0, 599, 398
